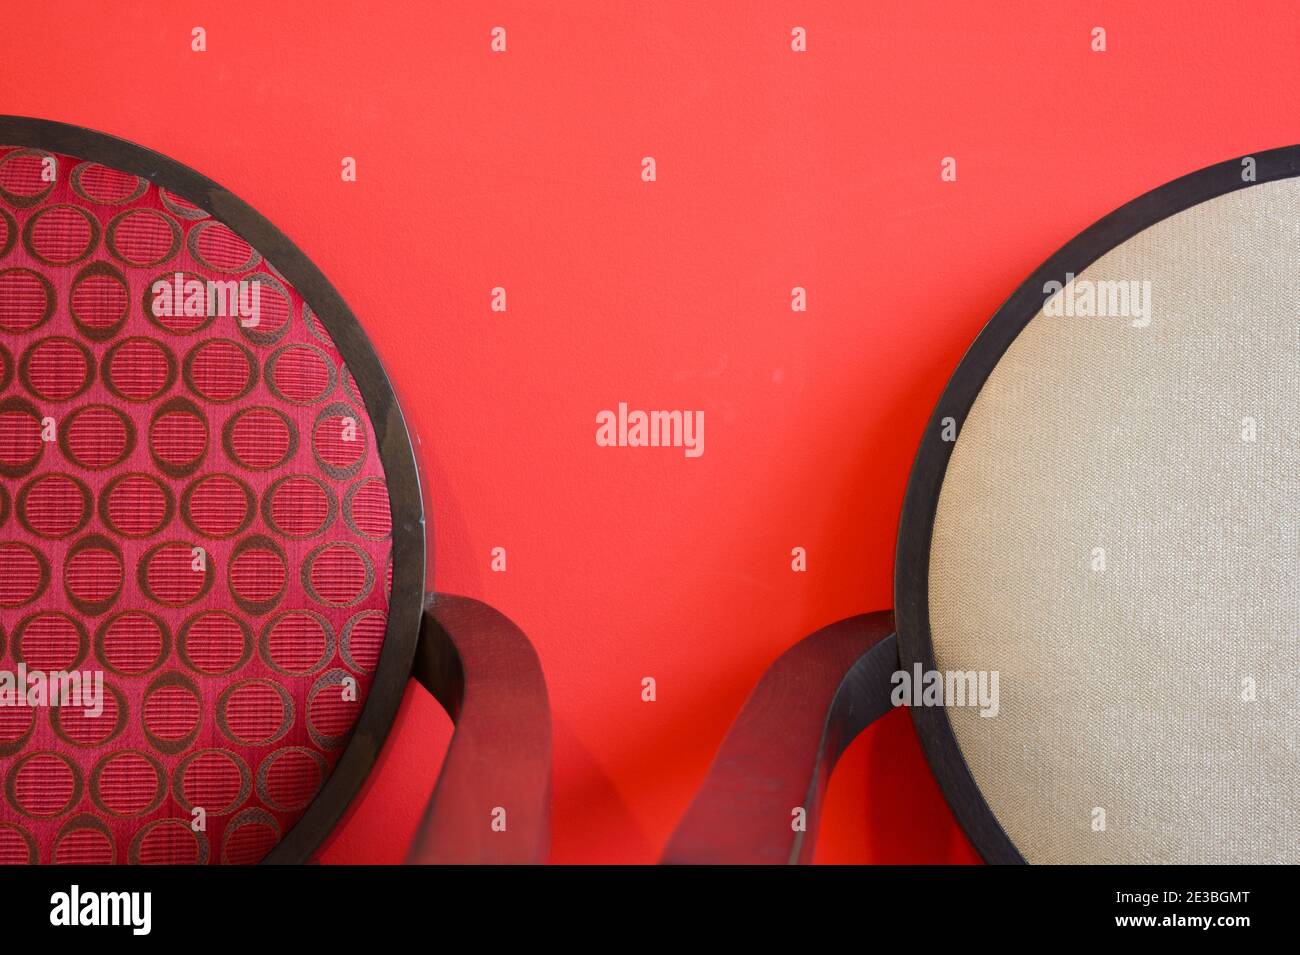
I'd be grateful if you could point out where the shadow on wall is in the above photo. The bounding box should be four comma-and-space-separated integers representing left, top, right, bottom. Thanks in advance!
550, 715, 655, 864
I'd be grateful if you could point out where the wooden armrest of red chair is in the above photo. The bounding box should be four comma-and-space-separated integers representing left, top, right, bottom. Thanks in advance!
406, 594, 552, 864
662, 611, 897, 864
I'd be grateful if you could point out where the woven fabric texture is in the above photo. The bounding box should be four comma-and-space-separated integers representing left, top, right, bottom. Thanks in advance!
929, 177, 1300, 863
0, 145, 393, 863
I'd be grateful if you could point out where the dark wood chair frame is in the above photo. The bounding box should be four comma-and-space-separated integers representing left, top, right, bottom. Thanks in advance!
664, 144, 1300, 865
0, 116, 552, 866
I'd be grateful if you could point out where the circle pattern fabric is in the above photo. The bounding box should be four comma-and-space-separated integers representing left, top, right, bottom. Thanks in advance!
0, 145, 393, 864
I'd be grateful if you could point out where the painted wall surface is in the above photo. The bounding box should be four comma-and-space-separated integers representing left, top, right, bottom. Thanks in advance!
5, 0, 1296, 863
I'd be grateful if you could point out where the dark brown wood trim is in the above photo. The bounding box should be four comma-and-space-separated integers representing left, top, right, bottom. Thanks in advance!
894, 145, 1300, 864
406, 593, 552, 864
662, 611, 896, 865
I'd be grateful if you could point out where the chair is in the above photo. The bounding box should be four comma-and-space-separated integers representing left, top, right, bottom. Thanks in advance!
666, 145, 1300, 865
0, 116, 550, 865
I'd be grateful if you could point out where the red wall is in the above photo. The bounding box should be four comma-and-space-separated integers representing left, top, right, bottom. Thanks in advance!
7, 0, 1298, 863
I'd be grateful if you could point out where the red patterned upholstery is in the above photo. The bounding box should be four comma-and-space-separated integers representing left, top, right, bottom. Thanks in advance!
0, 145, 393, 863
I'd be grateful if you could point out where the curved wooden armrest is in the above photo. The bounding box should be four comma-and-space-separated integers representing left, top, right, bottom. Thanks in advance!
662, 611, 898, 864
405, 593, 552, 864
